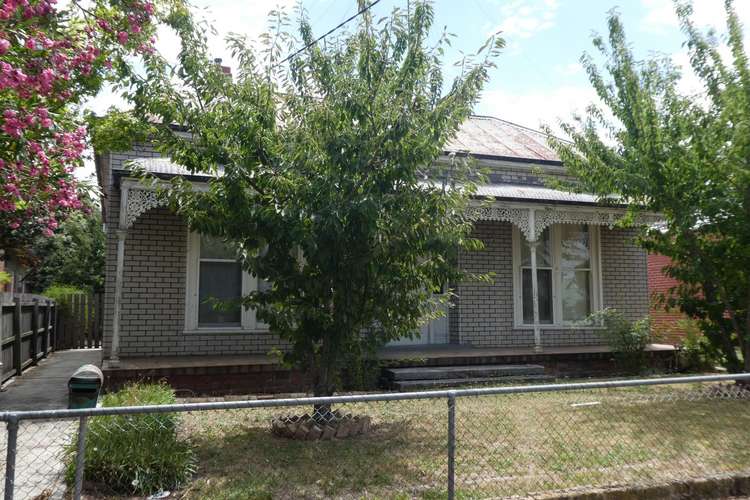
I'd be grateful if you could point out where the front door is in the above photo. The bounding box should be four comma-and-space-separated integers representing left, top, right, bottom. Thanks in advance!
388, 305, 449, 346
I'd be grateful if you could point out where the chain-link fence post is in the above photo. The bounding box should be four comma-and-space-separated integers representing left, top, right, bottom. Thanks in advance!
73, 416, 89, 500
4, 415, 19, 500
447, 392, 456, 500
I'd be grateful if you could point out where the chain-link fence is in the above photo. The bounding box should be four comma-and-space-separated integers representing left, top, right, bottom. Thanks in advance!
2, 373, 750, 500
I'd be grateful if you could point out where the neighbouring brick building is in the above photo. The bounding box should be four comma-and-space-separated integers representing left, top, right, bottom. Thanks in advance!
648, 253, 687, 345
95, 115, 666, 391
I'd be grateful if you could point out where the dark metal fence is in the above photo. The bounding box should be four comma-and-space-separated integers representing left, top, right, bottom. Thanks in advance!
0, 294, 57, 384
1, 373, 750, 500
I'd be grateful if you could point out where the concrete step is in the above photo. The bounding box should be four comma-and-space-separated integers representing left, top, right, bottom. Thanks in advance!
393, 374, 555, 391
384, 364, 545, 382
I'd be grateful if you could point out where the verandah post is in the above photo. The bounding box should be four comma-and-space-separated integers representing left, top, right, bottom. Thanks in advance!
528, 209, 542, 352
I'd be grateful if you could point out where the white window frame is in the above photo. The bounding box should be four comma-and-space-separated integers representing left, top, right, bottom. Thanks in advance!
184, 231, 269, 333
512, 224, 603, 329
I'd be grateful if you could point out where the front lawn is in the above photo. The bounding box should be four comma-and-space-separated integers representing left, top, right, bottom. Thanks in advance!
175, 382, 750, 499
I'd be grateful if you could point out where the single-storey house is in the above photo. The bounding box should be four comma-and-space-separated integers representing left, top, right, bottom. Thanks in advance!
95, 115, 669, 392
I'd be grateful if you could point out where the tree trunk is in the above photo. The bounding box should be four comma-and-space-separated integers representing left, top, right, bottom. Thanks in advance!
310, 336, 338, 423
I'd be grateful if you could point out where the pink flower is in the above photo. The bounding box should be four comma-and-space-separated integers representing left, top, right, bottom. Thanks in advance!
117, 31, 128, 44
0, 39, 9, 54
5, 183, 20, 196
24, 37, 36, 50
42, 227, 54, 237
9, 221, 20, 230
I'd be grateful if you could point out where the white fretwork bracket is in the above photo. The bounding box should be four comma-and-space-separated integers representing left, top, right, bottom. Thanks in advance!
468, 202, 663, 241
124, 188, 165, 228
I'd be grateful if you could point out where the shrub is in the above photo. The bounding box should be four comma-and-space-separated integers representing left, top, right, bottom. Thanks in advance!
586, 308, 652, 374
678, 319, 723, 372
42, 283, 85, 304
65, 382, 195, 496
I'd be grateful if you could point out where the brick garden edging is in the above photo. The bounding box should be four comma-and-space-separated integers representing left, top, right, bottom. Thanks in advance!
271, 410, 372, 440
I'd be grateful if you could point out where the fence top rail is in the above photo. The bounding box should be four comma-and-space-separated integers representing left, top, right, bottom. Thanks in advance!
0, 292, 56, 306
0, 372, 748, 421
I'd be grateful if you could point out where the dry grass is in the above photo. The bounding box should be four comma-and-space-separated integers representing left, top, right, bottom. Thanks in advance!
173, 382, 750, 499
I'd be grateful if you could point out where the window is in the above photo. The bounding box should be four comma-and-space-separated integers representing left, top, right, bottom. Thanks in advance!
520, 228, 553, 324
185, 232, 268, 332
198, 235, 242, 326
513, 224, 601, 327
560, 225, 592, 322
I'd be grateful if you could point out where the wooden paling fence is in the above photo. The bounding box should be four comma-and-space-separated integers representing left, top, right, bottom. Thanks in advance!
0, 293, 57, 383
56, 292, 103, 350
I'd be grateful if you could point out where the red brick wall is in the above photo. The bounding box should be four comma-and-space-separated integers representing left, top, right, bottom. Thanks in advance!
648, 253, 686, 345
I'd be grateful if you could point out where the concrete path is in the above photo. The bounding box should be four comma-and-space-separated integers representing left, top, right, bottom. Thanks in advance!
1, 349, 101, 500
0, 349, 102, 411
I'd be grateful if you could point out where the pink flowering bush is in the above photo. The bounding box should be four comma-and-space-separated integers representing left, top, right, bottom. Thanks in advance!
0, 0, 164, 251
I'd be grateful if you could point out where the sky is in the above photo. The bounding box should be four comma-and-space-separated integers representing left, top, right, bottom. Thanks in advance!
78, 0, 750, 181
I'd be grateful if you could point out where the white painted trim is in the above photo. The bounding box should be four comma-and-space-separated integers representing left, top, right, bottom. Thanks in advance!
469, 199, 662, 242
109, 229, 127, 364
184, 231, 268, 332
512, 223, 602, 329
183, 328, 270, 335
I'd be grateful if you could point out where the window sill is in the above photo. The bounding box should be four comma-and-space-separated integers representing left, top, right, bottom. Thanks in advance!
513, 324, 606, 330
183, 328, 270, 335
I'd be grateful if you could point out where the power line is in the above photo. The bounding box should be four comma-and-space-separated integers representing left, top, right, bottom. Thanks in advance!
273, 0, 383, 68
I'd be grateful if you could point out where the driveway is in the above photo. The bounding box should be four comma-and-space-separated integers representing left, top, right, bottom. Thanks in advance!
1, 349, 102, 500
0, 349, 102, 411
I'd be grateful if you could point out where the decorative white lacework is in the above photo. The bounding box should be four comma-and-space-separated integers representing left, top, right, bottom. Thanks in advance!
124, 188, 166, 228
469, 204, 662, 241
467, 206, 532, 239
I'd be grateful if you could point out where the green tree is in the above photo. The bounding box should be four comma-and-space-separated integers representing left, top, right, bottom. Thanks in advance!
115, 1, 502, 398
0, 0, 175, 255
547, 0, 750, 372
25, 189, 106, 293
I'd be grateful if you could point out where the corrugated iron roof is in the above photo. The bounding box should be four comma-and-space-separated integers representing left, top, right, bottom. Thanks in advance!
446, 115, 561, 163
475, 184, 599, 204
123, 159, 595, 204
116, 157, 221, 178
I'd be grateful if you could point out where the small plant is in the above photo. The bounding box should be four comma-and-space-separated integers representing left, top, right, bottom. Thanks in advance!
678, 319, 723, 372
585, 308, 652, 374
65, 382, 195, 496
42, 283, 85, 303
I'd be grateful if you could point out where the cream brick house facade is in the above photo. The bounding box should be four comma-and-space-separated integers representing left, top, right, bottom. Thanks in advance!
96, 116, 658, 364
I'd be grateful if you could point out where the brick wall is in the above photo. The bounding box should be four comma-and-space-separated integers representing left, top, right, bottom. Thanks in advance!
648, 253, 686, 344
102, 143, 288, 358
486, 165, 571, 186
454, 222, 649, 348
101, 143, 650, 356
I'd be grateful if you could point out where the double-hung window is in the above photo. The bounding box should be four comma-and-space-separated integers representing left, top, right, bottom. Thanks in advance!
185, 233, 269, 332
513, 223, 601, 327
